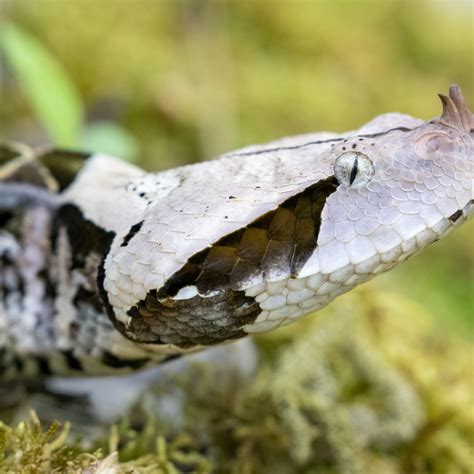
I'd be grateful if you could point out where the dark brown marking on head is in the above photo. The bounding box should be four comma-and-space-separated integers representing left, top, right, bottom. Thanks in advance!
121, 220, 144, 247
123, 177, 339, 348
125, 289, 260, 348
160, 175, 338, 298
226, 127, 414, 159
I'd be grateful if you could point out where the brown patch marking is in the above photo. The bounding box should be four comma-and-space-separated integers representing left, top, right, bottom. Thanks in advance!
125, 177, 339, 347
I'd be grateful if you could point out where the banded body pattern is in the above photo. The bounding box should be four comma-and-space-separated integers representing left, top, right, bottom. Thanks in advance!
0, 148, 169, 378
0, 85, 473, 378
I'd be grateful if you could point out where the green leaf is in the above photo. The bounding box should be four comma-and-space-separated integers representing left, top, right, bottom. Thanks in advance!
79, 121, 139, 162
1, 22, 84, 146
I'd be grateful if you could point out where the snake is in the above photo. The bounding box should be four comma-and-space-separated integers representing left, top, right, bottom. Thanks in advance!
0, 84, 472, 380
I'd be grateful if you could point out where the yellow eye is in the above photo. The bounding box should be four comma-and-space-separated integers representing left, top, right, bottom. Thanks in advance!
334, 152, 375, 188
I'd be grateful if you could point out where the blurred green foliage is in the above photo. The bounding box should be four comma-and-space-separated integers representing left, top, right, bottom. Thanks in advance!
1, 21, 139, 161
2, 1, 472, 166
1, 22, 84, 147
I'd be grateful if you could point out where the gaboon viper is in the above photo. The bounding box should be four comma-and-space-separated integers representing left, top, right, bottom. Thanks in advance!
0, 85, 472, 379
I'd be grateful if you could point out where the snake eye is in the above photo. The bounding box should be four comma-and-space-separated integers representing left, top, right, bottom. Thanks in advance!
334, 152, 375, 188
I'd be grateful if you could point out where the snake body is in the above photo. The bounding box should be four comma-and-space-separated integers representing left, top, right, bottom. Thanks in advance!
0, 85, 472, 379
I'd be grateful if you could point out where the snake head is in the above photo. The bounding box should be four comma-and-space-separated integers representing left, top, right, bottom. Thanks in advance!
296, 85, 473, 291
96, 84, 473, 344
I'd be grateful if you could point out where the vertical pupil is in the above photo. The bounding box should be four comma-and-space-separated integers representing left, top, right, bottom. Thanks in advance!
349, 156, 359, 185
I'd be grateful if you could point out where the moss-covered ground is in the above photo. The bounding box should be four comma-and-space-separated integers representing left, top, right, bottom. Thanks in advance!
1, 286, 472, 473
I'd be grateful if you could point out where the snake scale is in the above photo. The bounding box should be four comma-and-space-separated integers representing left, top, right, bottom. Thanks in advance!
0, 85, 472, 380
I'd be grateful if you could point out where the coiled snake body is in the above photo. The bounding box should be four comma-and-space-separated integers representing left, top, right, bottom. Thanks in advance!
0, 85, 472, 379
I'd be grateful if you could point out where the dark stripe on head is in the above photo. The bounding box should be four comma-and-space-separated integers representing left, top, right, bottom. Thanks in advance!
160, 175, 338, 298
121, 220, 144, 247
227, 127, 415, 158
123, 176, 338, 348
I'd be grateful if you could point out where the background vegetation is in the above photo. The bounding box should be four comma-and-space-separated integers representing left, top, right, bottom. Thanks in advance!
0, 1, 472, 473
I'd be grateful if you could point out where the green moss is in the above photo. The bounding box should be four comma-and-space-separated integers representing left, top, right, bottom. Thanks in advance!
1, 288, 471, 473
0, 412, 101, 473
